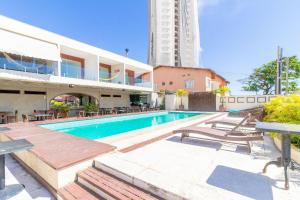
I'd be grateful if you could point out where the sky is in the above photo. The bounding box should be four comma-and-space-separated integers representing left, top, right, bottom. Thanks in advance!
0, 0, 299, 94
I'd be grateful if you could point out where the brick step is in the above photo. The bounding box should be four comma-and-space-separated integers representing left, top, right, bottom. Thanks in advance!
77, 167, 160, 200
58, 182, 101, 200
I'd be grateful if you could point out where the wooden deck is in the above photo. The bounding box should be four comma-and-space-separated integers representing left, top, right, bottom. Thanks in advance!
3, 123, 116, 170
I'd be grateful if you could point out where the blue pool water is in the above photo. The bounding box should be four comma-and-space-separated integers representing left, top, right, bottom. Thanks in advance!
40, 112, 204, 140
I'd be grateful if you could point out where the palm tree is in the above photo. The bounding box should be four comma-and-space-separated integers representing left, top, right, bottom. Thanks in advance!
176, 89, 188, 110
213, 86, 230, 111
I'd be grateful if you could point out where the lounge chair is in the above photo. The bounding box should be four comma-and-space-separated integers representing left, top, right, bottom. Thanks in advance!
173, 126, 263, 153
206, 113, 256, 131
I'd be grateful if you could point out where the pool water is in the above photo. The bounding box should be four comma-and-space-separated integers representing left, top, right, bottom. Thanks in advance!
40, 111, 204, 140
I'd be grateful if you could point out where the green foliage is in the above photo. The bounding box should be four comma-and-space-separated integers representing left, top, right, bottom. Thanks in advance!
240, 56, 300, 95
263, 96, 300, 148
50, 100, 70, 113
213, 86, 230, 96
84, 102, 98, 113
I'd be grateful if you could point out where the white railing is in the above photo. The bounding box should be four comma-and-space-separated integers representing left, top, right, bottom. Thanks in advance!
217, 95, 277, 111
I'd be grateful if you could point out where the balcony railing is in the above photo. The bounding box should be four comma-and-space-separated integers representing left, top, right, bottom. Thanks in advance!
0, 58, 58, 75
126, 77, 152, 88
99, 71, 123, 84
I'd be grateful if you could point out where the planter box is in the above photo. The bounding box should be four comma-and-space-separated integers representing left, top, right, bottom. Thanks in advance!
273, 137, 300, 165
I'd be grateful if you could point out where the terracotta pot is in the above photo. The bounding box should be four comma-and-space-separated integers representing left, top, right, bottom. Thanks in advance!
219, 105, 226, 112
179, 105, 184, 110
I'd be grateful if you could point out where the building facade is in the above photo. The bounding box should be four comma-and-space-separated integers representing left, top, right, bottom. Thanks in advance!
0, 15, 154, 120
148, 0, 201, 67
154, 65, 228, 93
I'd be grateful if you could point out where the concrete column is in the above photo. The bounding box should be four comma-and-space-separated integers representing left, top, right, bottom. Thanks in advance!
123, 64, 126, 85
96, 56, 100, 82
57, 44, 61, 76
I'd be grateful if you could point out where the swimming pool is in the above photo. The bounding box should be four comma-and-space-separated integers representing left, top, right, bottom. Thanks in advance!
40, 111, 204, 140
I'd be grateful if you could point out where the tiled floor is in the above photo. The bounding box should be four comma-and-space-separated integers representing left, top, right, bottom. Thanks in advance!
97, 135, 300, 200
4, 155, 54, 200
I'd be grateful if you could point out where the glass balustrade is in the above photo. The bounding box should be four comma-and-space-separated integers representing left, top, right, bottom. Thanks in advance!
125, 77, 152, 88
0, 52, 58, 75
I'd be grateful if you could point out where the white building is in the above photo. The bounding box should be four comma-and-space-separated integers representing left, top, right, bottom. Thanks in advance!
0, 15, 154, 120
148, 0, 201, 67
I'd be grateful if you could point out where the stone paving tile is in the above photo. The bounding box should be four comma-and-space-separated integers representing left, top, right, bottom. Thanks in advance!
97, 134, 300, 200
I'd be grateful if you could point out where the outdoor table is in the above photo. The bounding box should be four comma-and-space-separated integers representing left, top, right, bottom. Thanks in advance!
30, 114, 53, 121
256, 122, 300, 189
0, 139, 33, 197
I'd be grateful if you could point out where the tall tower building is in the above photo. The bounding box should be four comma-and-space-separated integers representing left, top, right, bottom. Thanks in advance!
148, 0, 201, 67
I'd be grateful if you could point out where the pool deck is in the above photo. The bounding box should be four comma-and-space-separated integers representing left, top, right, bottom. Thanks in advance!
2, 123, 116, 170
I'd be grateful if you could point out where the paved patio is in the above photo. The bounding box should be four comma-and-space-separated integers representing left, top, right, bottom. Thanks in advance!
4, 155, 54, 200
97, 134, 300, 200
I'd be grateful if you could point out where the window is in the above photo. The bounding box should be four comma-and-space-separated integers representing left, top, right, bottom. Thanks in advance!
185, 80, 194, 89
101, 94, 111, 97
169, 81, 173, 85
113, 95, 121, 98
162, 82, 166, 86
24, 91, 46, 95
125, 69, 135, 85
0, 90, 20, 94
60, 54, 84, 79
206, 77, 212, 90
99, 63, 111, 82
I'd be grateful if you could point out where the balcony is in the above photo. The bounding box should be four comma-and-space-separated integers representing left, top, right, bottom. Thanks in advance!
125, 68, 152, 88
99, 62, 124, 85
125, 77, 152, 88
0, 52, 58, 75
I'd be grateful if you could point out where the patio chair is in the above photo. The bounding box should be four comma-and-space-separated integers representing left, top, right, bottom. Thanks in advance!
0, 112, 7, 124
7, 110, 18, 123
46, 110, 55, 120
173, 126, 263, 153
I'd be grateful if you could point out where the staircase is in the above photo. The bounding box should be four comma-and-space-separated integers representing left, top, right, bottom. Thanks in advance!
58, 166, 160, 200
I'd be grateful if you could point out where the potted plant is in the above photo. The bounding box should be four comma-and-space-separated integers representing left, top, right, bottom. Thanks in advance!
214, 86, 230, 112
176, 89, 188, 110
50, 100, 71, 118
84, 102, 98, 116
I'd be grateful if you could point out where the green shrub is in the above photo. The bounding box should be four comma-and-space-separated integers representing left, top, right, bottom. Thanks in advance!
50, 100, 70, 113
263, 96, 300, 148
84, 102, 98, 113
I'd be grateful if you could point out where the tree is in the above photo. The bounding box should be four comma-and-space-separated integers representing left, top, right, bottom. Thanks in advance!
240, 56, 300, 95
176, 89, 188, 107
213, 86, 230, 96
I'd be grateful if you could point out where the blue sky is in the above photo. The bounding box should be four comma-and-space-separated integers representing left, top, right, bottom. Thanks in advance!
0, 0, 299, 94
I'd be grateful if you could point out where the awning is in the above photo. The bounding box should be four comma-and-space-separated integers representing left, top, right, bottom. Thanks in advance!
0, 29, 60, 61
